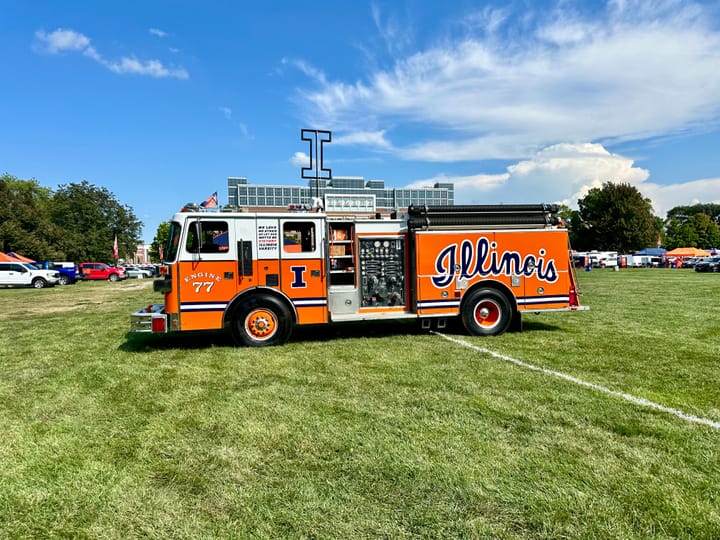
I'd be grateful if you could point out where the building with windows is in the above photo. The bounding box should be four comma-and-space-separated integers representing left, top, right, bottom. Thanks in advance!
133, 243, 151, 264
226, 176, 454, 213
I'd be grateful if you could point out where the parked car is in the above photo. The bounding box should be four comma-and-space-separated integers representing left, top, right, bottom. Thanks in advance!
683, 257, 705, 269
78, 262, 127, 281
140, 264, 160, 277
36, 261, 78, 285
123, 265, 154, 279
0, 261, 61, 288
694, 256, 720, 272
588, 251, 618, 268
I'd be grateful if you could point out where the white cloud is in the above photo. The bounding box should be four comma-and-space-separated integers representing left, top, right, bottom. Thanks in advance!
462, 6, 510, 35
334, 130, 392, 149
34, 27, 189, 79
408, 142, 649, 206
149, 28, 168, 38
292, 1, 720, 161
105, 57, 189, 79
406, 141, 720, 216
35, 28, 90, 53
219, 106, 233, 120
371, 3, 414, 57
640, 178, 720, 216
283, 57, 327, 85
289, 152, 310, 168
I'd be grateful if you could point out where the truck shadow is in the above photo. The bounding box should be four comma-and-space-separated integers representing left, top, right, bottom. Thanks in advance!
122, 319, 438, 352
122, 317, 562, 352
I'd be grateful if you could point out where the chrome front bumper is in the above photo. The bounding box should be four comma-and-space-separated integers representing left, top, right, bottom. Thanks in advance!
130, 304, 167, 333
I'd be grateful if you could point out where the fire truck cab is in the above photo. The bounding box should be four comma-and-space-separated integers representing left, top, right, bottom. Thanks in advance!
131, 204, 586, 346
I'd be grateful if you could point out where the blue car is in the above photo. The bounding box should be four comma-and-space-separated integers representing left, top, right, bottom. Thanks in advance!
36, 261, 78, 285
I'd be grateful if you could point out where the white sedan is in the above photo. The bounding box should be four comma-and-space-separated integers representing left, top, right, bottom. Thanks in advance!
124, 266, 154, 279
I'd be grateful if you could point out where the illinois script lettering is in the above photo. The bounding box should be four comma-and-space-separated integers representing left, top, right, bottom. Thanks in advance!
432, 238, 558, 288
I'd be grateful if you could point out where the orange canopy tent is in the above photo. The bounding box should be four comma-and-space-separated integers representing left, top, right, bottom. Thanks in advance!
665, 247, 711, 258
6, 252, 36, 263
0, 252, 17, 262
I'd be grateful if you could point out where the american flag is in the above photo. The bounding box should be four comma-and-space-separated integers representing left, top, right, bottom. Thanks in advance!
201, 192, 218, 208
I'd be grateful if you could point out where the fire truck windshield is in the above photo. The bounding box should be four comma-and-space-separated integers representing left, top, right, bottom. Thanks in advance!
164, 222, 182, 263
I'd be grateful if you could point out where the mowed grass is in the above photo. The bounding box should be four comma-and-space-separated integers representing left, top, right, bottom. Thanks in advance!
0, 269, 718, 539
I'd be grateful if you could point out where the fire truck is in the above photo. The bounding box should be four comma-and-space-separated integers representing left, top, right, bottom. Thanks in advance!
131, 203, 587, 346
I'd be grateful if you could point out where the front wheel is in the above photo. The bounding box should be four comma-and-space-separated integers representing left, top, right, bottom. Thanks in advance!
32, 278, 47, 289
461, 288, 513, 337
230, 296, 293, 347
58, 275, 69, 285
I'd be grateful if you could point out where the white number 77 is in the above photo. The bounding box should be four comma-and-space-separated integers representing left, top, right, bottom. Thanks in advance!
192, 281, 215, 293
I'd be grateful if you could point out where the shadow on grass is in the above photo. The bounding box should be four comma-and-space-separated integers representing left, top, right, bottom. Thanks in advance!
520, 319, 563, 332
122, 318, 433, 352
121, 316, 563, 352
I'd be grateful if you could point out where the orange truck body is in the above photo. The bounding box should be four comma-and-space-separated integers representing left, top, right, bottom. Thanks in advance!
131, 204, 587, 346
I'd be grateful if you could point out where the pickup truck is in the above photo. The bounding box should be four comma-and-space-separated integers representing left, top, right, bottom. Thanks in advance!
78, 262, 127, 281
0, 261, 61, 288
36, 261, 78, 285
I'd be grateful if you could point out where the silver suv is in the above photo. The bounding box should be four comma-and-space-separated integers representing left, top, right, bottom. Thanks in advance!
0, 261, 61, 288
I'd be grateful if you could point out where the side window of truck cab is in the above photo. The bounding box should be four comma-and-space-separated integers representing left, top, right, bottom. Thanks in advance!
282, 222, 316, 253
185, 220, 229, 254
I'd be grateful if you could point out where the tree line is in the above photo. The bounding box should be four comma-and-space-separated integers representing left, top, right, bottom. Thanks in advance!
3, 172, 719, 263
0, 173, 142, 262
564, 182, 720, 252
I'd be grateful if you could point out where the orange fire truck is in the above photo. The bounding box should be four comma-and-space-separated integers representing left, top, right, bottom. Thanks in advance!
131, 203, 587, 346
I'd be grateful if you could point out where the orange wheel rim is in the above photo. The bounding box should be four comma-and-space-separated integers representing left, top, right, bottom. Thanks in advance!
474, 299, 501, 329
245, 309, 278, 341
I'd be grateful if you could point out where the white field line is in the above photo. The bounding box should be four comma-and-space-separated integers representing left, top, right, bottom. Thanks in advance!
434, 332, 720, 431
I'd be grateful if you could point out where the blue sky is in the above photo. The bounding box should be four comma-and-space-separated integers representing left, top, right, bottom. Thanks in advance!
3, 0, 720, 242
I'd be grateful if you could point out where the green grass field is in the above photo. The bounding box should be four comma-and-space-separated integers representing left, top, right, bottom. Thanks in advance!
1, 269, 718, 539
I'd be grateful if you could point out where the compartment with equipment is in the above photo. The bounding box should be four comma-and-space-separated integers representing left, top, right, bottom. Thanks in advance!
328, 222, 355, 286
359, 237, 406, 307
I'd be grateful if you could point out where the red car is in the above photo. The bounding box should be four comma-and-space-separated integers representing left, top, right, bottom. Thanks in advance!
78, 262, 127, 281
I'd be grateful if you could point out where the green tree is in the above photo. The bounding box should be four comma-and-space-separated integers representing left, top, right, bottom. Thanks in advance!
665, 213, 720, 249
48, 180, 142, 262
572, 182, 660, 252
556, 204, 585, 248
0, 173, 64, 260
150, 221, 170, 262
667, 203, 720, 223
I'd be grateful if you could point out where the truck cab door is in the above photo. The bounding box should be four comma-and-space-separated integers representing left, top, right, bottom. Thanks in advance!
279, 217, 327, 325
6, 263, 27, 286
176, 217, 238, 331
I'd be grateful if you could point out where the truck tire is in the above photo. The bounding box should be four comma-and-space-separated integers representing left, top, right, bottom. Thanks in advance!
32, 278, 47, 289
109, 273, 119, 282
58, 275, 69, 285
461, 288, 513, 337
231, 296, 293, 347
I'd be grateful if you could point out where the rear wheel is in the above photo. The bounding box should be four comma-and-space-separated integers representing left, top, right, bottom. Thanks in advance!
32, 278, 47, 289
461, 288, 513, 337
231, 296, 293, 347
108, 273, 119, 282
